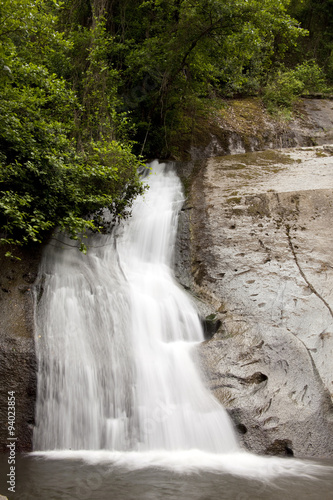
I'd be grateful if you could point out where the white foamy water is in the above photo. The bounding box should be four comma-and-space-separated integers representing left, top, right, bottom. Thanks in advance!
32, 161, 333, 482
31, 449, 333, 481
33, 161, 237, 453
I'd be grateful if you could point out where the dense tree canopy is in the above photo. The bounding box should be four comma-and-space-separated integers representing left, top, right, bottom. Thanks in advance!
95, 0, 308, 153
0, 0, 145, 253
0, 0, 331, 252
289, 0, 333, 79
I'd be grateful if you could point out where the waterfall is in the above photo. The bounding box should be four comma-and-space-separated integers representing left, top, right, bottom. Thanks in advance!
33, 161, 238, 453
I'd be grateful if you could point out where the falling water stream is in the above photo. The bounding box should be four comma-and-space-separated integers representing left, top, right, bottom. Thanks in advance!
33, 160, 237, 453
12, 161, 331, 499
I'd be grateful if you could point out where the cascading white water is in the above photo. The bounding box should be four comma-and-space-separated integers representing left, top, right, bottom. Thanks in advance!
33, 161, 238, 453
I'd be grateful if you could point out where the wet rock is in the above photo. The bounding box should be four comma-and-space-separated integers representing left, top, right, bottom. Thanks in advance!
23, 272, 37, 284
201, 315, 222, 340
266, 439, 294, 457
0, 244, 43, 452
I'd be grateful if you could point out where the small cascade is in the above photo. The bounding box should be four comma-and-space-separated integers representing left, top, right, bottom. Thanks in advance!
33, 161, 238, 453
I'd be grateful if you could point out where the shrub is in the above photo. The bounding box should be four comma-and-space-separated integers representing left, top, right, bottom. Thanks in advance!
263, 61, 328, 110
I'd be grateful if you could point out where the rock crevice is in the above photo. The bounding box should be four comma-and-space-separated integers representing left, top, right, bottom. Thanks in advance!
286, 225, 333, 319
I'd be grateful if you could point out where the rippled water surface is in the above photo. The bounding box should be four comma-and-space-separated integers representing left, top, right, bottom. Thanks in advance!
1, 453, 333, 500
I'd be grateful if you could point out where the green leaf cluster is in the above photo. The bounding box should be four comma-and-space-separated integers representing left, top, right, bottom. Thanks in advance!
0, 0, 144, 252
263, 60, 328, 110
288, 0, 333, 81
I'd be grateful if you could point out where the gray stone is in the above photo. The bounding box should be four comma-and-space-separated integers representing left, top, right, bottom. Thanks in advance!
182, 146, 333, 457
186, 98, 333, 162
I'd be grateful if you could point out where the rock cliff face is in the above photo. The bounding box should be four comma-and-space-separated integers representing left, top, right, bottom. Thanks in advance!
180, 98, 333, 161
176, 145, 333, 457
0, 245, 42, 452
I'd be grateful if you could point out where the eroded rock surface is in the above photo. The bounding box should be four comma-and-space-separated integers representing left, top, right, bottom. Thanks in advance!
179, 146, 333, 457
0, 245, 42, 452
184, 98, 333, 162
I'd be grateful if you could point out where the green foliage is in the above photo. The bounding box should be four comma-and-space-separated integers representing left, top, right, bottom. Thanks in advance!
263, 61, 327, 110
1, 0, 332, 253
292, 60, 327, 92
0, 0, 144, 252
288, 0, 333, 81
103, 0, 307, 155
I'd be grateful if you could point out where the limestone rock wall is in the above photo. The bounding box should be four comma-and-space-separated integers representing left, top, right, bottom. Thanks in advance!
177, 146, 333, 457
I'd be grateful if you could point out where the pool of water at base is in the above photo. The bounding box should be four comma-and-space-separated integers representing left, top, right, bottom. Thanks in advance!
0, 453, 333, 500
